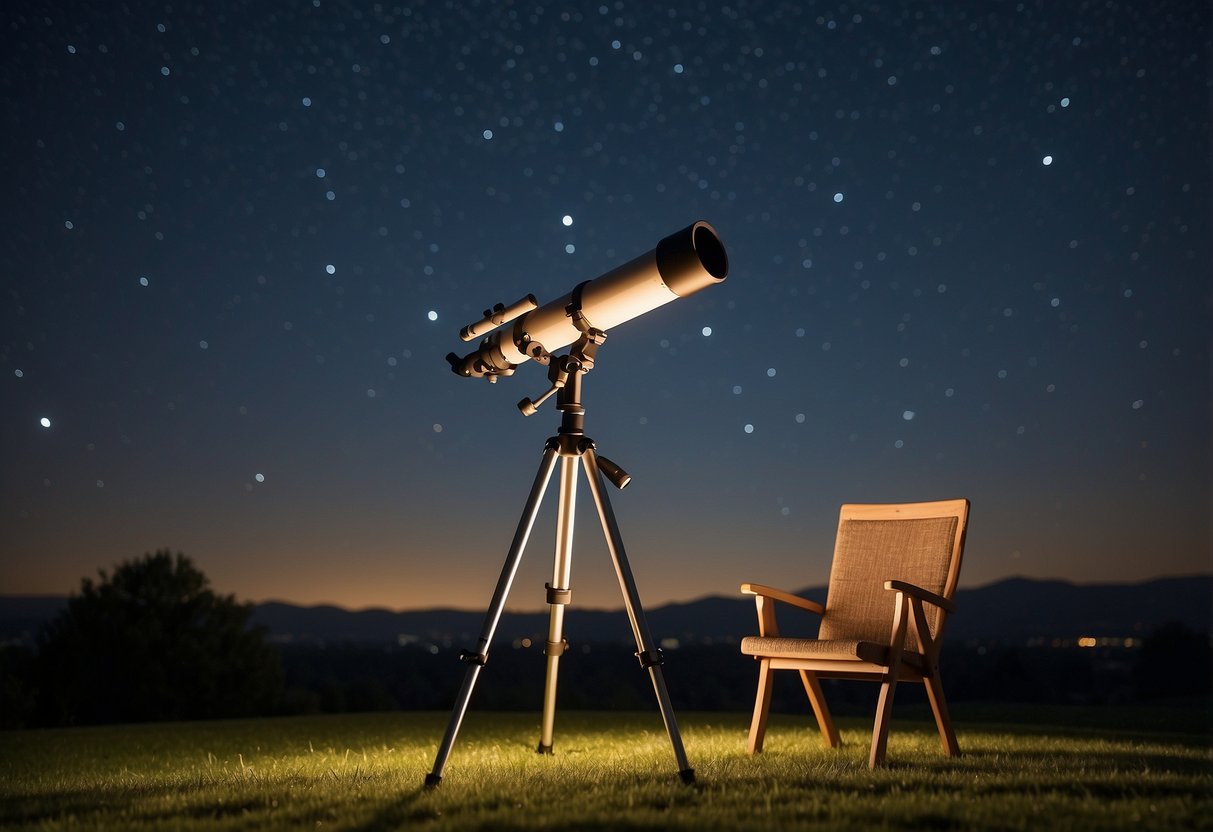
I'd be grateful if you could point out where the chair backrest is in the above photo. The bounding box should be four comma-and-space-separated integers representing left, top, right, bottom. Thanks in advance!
817, 500, 970, 650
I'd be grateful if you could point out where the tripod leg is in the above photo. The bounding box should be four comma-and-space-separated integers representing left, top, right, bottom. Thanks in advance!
425, 442, 561, 787
581, 448, 695, 784
537, 455, 578, 753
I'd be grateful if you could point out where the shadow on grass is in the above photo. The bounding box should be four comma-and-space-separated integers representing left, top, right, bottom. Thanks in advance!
357, 786, 707, 832
4, 779, 441, 829
1, 785, 263, 826
946, 746, 1212, 777
348, 787, 433, 830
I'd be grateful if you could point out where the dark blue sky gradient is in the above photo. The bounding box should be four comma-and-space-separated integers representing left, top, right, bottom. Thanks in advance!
3, 1, 1209, 610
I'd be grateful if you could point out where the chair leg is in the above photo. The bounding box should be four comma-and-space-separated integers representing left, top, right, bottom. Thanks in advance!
924, 672, 960, 756
747, 659, 774, 754
798, 670, 839, 748
869, 673, 899, 768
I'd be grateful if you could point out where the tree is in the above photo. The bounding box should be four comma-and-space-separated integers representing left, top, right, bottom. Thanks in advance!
35, 550, 282, 725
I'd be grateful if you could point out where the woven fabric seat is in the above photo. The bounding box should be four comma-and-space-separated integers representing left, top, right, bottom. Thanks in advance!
739, 500, 970, 769
740, 636, 890, 666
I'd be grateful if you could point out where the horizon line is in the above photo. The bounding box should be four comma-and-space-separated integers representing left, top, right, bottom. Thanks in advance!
3, 572, 1209, 616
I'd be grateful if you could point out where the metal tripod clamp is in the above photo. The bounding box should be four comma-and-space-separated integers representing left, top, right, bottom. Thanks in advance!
545, 583, 572, 605
636, 648, 665, 669
459, 649, 488, 666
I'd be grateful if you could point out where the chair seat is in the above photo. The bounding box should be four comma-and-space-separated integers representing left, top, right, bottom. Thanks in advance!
741, 636, 894, 666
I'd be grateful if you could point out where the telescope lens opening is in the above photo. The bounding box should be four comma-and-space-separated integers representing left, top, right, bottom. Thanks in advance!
693, 224, 728, 279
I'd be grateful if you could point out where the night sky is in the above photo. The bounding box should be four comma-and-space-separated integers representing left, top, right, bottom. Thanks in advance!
3, 2, 1209, 612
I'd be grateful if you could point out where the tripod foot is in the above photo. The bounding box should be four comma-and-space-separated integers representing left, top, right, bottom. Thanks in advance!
678, 768, 696, 785
423, 772, 443, 789
537, 742, 554, 755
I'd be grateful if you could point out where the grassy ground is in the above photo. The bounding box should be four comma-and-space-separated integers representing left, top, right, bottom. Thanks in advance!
1, 705, 1209, 830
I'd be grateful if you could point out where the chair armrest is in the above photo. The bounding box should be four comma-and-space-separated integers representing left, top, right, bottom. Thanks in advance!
740, 583, 825, 616
883, 580, 956, 614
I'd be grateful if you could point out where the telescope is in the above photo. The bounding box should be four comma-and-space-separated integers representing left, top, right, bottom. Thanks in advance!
446, 221, 728, 381
426, 220, 728, 788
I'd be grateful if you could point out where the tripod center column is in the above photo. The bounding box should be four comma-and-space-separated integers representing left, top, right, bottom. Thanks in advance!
538, 452, 578, 753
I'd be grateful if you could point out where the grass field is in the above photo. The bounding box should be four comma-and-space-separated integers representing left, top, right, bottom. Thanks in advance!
1, 705, 1209, 830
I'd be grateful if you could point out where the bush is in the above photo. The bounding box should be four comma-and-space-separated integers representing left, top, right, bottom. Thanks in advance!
34, 550, 282, 725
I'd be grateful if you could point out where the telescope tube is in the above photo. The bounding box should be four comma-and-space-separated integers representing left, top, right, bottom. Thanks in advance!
449, 221, 728, 378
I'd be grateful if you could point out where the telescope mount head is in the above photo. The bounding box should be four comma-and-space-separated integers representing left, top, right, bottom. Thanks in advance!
515, 325, 606, 427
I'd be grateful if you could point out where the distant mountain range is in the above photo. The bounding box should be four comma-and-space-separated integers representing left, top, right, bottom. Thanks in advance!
1, 575, 1208, 649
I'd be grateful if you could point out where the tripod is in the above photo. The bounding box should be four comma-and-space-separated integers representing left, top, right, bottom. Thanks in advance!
425, 332, 694, 787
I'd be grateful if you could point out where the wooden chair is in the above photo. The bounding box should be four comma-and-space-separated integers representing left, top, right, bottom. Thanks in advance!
740, 499, 970, 768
